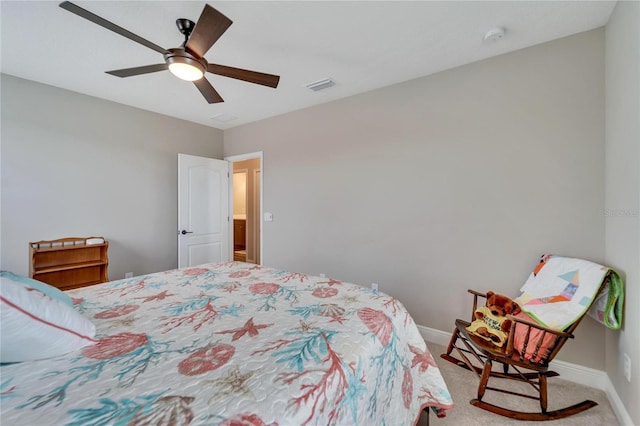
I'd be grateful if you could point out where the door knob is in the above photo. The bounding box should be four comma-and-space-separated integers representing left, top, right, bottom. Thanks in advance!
180, 230, 194, 235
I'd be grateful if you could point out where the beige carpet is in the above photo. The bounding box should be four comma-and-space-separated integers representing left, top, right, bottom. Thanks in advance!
418, 342, 619, 426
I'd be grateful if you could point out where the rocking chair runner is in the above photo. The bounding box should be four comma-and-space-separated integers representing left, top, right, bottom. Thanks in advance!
441, 274, 611, 421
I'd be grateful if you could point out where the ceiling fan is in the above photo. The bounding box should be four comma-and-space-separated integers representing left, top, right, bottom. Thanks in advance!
59, 1, 280, 104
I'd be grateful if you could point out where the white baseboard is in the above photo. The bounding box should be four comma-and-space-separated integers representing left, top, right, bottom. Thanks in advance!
417, 324, 633, 425
604, 376, 636, 426
418, 324, 452, 347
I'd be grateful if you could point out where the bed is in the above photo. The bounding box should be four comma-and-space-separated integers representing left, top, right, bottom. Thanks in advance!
1, 262, 453, 425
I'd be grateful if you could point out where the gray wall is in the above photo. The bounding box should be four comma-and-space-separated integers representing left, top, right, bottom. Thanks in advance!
225, 29, 607, 369
1, 74, 224, 280
605, 1, 640, 424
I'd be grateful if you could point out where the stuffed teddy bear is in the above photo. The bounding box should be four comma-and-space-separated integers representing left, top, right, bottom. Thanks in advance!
466, 291, 521, 347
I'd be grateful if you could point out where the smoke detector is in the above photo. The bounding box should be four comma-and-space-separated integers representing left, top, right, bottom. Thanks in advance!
483, 27, 505, 43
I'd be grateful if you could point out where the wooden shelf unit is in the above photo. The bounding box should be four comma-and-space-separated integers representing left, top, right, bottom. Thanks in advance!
30, 237, 109, 291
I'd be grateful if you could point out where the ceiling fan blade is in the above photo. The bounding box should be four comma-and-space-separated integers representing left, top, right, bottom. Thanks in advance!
59, 1, 168, 55
106, 64, 168, 78
193, 78, 224, 104
185, 4, 232, 58
208, 64, 280, 88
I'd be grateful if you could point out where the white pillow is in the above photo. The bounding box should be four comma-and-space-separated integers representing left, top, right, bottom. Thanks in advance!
0, 278, 96, 362
0, 271, 73, 306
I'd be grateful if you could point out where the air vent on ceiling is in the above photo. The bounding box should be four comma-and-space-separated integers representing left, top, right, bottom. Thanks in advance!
305, 78, 336, 92
210, 113, 238, 123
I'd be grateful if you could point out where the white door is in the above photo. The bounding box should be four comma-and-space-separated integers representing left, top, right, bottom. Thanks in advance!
178, 153, 230, 268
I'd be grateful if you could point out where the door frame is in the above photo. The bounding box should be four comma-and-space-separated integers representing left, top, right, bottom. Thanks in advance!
232, 168, 249, 256
224, 151, 264, 264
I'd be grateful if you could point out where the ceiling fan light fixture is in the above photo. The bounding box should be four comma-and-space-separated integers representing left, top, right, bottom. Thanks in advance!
167, 56, 205, 81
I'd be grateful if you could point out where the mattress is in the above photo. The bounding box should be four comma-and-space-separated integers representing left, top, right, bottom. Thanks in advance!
1, 262, 453, 425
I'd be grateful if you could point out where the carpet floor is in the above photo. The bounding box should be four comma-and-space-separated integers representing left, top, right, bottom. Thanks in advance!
418, 342, 619, 426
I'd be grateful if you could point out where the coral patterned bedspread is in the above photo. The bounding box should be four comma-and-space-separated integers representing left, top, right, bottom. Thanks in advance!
1, 262, 453, 425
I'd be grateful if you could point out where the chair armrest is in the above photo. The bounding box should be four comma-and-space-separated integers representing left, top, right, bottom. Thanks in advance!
468, 289, 487, 298
467, 289, 488, 322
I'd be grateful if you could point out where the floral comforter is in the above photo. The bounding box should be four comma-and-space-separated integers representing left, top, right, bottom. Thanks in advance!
1, 262, 453, 425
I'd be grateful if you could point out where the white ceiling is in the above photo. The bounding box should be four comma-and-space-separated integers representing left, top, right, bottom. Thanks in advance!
1, 1, 615, 130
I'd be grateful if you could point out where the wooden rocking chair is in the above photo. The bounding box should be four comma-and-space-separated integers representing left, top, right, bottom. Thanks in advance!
441, 273, 610, 421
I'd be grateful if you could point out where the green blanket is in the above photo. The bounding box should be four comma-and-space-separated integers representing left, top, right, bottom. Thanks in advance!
587, 269, 624, 330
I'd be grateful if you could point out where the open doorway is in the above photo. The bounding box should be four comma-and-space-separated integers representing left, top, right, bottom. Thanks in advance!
226, 153, 262, 264
232, 169, 248, 261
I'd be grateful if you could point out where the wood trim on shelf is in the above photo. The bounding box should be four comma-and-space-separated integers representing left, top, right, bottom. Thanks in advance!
33, 260, 108, 275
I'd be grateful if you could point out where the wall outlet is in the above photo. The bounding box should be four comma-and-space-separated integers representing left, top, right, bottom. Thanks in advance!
371, 283, 379, 291
623, 353, 631, 382
125, 272, 134, 279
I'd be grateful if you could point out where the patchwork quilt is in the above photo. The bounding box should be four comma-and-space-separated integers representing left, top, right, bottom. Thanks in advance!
515, 255, 622, 331
1, 262, 453, 425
